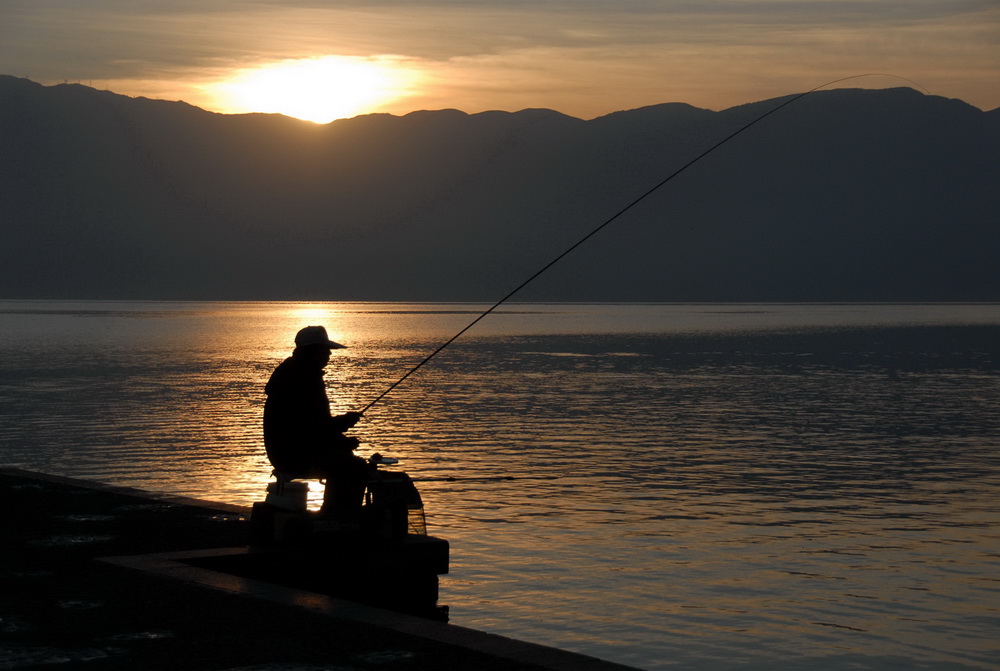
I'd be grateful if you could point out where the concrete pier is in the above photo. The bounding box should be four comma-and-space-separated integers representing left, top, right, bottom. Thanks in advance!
0, 468, 639, 670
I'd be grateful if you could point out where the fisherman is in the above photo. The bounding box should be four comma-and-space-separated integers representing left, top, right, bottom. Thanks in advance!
263, 325, 369, 519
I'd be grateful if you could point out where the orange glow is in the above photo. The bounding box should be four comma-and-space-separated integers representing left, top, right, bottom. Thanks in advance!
284, 304, 350, 346
209, 56, 419, 123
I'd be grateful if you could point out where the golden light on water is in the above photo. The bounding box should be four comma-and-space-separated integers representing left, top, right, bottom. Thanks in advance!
210, 56, 420, 123
284, 304, 351, 346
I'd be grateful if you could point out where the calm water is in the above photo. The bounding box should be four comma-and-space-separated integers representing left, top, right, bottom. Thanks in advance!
1, 301, 999, 670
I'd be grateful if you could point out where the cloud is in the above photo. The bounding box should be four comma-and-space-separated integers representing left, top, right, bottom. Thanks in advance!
378, 1, 1000, 116
1, 0, 997, 115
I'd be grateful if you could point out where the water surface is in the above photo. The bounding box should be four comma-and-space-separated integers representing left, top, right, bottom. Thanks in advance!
1, 301, 998, 670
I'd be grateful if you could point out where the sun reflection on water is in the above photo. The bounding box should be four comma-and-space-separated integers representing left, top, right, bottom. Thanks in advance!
2, 301, 1000, 670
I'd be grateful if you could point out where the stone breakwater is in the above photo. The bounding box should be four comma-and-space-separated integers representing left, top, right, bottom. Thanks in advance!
0, 468, 637, 671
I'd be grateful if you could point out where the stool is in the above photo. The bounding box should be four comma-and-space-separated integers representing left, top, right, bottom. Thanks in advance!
265, 469, 326, 512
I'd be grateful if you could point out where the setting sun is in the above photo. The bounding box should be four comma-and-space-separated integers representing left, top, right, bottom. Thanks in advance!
211, 56, 417, 123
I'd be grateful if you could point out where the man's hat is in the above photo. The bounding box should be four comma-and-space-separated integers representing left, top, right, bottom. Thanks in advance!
294, 325, 346, 349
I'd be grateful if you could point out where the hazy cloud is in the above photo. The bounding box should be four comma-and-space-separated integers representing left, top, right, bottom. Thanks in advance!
1, 0, 997, 115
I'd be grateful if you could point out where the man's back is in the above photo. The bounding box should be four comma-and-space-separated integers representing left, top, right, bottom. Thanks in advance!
263, 353, 332, 472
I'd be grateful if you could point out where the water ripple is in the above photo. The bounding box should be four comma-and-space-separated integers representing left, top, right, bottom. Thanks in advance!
2, 302, 999, 670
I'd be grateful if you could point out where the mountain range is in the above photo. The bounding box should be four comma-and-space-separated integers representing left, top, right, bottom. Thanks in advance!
1, 75, 998, 301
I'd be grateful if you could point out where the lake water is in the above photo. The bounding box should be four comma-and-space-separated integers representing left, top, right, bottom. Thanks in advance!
1, 300, 998, 670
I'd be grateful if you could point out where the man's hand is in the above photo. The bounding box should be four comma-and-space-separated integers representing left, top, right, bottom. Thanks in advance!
342, 411, 362, 428
330, 411, 362, 433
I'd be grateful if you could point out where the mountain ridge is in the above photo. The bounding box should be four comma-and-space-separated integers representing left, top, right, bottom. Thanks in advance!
1, 76, 997, 301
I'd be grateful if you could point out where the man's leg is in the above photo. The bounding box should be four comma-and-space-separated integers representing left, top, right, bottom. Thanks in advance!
321, 454, 370, 520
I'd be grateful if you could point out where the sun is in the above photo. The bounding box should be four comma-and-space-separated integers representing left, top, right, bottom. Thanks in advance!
211, 56, 415, 123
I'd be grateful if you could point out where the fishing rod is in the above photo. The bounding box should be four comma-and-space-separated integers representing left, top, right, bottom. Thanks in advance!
359, 73, 927, 415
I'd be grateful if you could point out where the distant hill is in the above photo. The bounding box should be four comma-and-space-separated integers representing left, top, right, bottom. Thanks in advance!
1, 75, 997, 301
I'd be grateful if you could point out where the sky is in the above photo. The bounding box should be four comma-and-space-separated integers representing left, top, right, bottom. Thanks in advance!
2, 0, 998, 123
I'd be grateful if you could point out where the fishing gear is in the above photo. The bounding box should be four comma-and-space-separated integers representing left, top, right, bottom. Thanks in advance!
359, 73, 927, 415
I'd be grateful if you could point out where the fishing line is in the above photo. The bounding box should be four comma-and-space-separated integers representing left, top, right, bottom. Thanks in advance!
359, 73, 927, 415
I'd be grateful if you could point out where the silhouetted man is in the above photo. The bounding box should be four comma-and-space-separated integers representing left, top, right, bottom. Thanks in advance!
263, 325, 368, 519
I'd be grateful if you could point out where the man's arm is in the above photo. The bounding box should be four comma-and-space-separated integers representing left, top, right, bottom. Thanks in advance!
330, 411, 361, 432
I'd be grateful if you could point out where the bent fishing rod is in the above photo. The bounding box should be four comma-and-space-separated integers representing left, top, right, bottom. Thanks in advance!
358, 73, 927, 416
